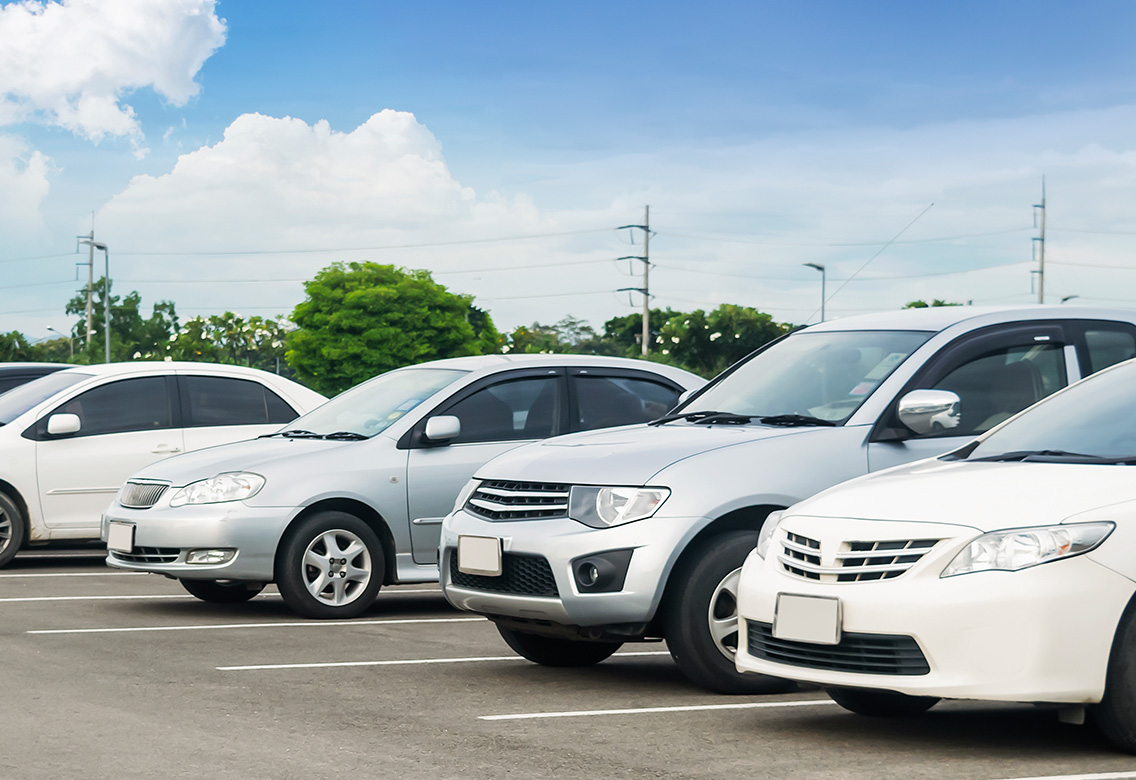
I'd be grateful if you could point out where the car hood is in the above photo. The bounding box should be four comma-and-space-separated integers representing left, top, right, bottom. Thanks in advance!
128, 436, 356, 486
475, 422, 817, 485
796, 459, 1136, 532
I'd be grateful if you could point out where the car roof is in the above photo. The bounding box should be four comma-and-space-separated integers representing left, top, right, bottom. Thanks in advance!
0, 362, 69, 373
49, 361, 288, 379
393, 353, 703, 385
804, 304, 1136, 334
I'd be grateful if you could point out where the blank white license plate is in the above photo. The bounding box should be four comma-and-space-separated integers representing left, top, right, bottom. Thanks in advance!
457, 535, 502, 576
106, 522, 135, 553
773, 593, 841, 645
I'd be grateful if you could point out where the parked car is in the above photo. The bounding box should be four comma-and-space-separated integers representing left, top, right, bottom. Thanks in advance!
734, 355, 1136, 752
0, 362, 326, 567
101, 355, 704, 617
0, 362, 68, 395
440, 305, 1136, 693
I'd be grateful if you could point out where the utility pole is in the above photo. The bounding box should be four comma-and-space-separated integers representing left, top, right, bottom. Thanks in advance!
78, 238, 110, 362
1033, 177, 1046, 304
617, 206, 651, 356
76, 225, 95, 345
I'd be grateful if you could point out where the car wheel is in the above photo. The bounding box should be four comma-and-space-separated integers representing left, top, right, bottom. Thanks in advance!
1091, 601, 1136, 752
179, 579, 265, 603
276, 511, 385, 619
497, 624, 622, 666
826, 687, 939, 717
663, 530, 797, 695
0, 493, 26, 569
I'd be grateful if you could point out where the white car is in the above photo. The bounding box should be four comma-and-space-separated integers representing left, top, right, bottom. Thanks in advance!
0, 362, 325, 567
734, 356, 1136, 752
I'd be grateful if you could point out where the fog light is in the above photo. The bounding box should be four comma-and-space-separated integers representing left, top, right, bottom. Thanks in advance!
571, 549, 634, 593
186, 549, 236, 565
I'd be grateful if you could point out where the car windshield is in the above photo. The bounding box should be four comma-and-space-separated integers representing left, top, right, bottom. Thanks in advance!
961, 359, 1136, 463
683, 329, 932, 424
279, 367, 468, 438
0, 371, 91, 425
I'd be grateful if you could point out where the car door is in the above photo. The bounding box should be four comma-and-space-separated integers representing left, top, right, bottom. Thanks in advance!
403, 368, 567, 564
178, 374, 301, 452
867, 322, 1074, 473
34, 375, 184, 532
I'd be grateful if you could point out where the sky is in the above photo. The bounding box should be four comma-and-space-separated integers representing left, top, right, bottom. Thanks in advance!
3, 0, 1136, 344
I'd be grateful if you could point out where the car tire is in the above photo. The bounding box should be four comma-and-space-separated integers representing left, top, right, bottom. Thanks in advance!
275, 511, 385, 619
1091, 601, 1136, 752
180, 579, 265, 603
0, 492, 26, 569
826, 687, 939, 717
497, 625, 622, 667
663, 530, 797, 695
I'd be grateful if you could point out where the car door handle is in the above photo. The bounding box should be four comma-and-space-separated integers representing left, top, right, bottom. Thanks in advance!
151, 445, 182, 454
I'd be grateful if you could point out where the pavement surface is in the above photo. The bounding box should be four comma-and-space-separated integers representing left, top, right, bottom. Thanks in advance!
4, 549, 1136, 780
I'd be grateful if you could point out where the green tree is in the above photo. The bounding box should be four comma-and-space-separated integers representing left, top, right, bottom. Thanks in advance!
903, 299, 961, 308
0, 331, 34, 361
602, 308, 681, 356
167, 313, 292, 374
286, 262, 499, 395
503, 316, 619, 355
657, 304, 790, 377
64, 277, 179, 362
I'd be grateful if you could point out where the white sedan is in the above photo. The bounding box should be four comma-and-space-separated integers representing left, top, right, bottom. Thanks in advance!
735, 356, 1136, 752
0, 362, 325, 567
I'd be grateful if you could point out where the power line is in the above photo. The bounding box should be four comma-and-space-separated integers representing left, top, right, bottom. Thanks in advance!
661, 226, 1029, 247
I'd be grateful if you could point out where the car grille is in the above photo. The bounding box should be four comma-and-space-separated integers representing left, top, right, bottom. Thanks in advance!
746, 620, 930, 676
464, 480, 570, 521
448, 549, 559, 597
109, 547, 180, 564
118, 481, 170, 509
779, 532, 940, 582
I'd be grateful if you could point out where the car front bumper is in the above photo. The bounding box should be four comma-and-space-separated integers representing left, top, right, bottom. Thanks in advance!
101, 500, 298, 582
440, 507, 704, 632
735, 546, 1136, 704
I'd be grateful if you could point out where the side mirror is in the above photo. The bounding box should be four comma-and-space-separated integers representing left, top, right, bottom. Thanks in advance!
424, 415, 461, 443
47, 413, 82, 436
896, 390, 961, 436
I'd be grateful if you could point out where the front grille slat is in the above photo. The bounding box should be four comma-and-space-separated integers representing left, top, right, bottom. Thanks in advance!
118, 481, 170, 509
448, 549, 558, 597
746, 621, 929, 676
464, 480, 570, 521
779, 532, 941, 582
109, 547, 180, 564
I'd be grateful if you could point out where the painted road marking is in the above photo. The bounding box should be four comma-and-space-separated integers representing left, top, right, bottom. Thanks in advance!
0, 572, 148, 578
218, 650, 670, 671
479, 699, 837, 721
28, 616, 485, 635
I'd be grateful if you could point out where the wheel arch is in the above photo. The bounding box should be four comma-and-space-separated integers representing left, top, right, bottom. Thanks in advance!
0, 479, 32, 542
276, 498, 397, 585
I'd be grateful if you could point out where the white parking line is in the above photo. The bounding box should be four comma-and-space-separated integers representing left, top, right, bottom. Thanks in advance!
0, 572, 147, 578
217, 650, 670, 671
28, 616, 485, 635
0, 594, 197, 603
989, 774, 1136, 780
479, 698, 837, 721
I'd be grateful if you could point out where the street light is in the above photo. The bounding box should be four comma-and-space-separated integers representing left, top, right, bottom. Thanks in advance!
802, 262, 826, 322
45, 327, 73, 359
79, 240, 110, 363
1061, 295, 1080, 304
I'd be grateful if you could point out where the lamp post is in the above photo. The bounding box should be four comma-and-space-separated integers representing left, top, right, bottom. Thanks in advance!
79, 240, 110, 362
803, 262, 826, 322
45, 327, 73, 359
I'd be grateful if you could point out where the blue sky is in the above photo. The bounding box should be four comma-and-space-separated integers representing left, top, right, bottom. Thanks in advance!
4, 0, 1136, 341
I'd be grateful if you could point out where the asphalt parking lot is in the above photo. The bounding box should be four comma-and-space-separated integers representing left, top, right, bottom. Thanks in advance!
5, 551, 1136, 780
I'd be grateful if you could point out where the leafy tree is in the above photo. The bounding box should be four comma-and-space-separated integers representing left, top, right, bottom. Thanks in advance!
904, 299, 961, 308
64, 277, 179, 362
657, 304, 790, 377
286, 262, 499, 395
0, 331, 34, 362
602, 308, 681, 356
503, 316, 620, 355
167, 313, 291, 374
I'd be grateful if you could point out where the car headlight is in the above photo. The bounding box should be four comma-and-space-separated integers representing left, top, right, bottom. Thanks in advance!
755, 510, 785, 559
453, 478, 480, 513
568, 486, 669, 529
941, 521, 1114, 577
168, 472, 266, 507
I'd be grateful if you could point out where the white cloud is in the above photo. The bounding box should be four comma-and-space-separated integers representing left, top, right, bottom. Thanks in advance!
0, 0, 226, 145
0, 134, 50, 237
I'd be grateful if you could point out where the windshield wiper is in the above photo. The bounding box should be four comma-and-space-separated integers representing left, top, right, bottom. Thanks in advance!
970, 449, 1112, 463
757, 414, 837, 427
322, 431, 370, 441
259, 429, 323, 439
648, 410, 753, 426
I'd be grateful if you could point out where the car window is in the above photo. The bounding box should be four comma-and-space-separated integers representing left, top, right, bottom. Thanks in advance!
184, 375, 298, 427
444, 376, 560, 443
575, 376, 680, 431
0, 371, 90, 425
924, 343, 1066, 437
52, 377, 174, 437
1085, 328, 1136, 374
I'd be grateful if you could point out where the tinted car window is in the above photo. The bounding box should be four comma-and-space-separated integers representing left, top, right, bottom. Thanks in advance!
54, 377, 173, 436
0, 372, 90, 424
184, 376, 297, 427
575, 376, 680, 431
1086, 328, 1136, 374
445, 377, 559, 443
